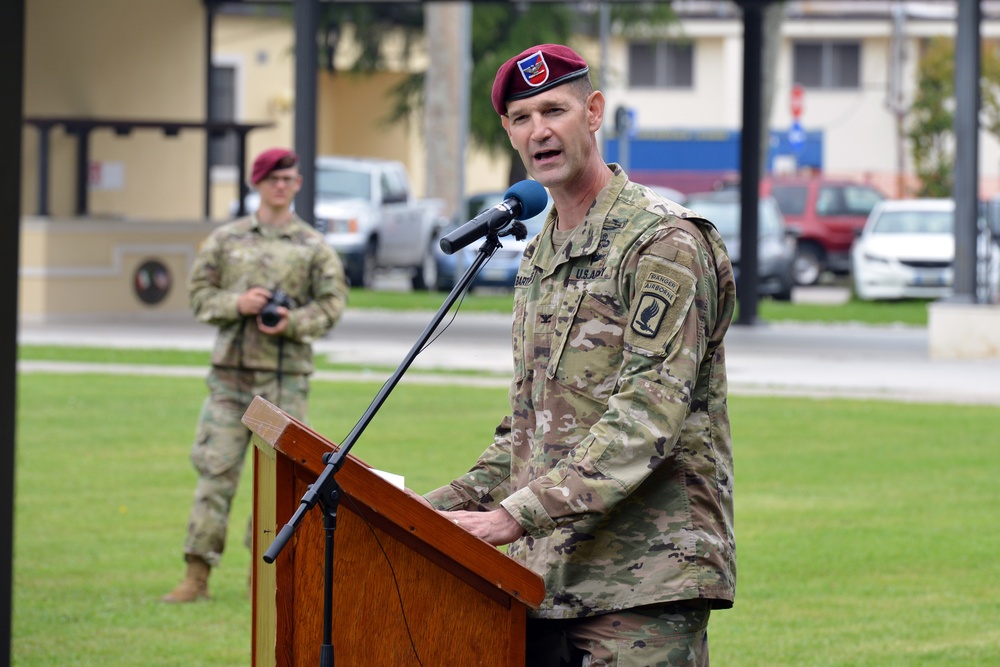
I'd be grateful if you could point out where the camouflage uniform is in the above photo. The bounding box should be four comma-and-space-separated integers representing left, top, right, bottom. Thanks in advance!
526, 599, 711, 666
182, 213, 348, 566
425, 166, 737, 622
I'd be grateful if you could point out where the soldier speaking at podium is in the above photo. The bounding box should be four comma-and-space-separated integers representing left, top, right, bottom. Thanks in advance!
418, 44, 737, 666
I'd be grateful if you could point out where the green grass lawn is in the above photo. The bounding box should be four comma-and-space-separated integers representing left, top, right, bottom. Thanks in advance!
12, 369, 1000, 666
347, 286, 935, 327
15, 290, 934, 374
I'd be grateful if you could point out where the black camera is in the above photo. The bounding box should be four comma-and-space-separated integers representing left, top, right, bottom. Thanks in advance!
259, 288, 292, 327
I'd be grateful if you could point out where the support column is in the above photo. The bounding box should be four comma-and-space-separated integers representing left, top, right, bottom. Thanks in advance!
423, 2, 471, 220
952, 0, 981, 302
36, 123, 50, 216
72, 125, 91, 217
293, 0, 319, 226
736, 0, 766, 325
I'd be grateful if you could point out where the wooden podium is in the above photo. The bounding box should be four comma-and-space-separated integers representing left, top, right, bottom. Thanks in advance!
243, 396, 545, 667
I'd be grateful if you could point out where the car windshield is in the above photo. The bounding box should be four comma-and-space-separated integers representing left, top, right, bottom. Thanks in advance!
685, 198, 784, 237
316, 168, 371, 199
841, 185, 884, 215
467, 194, 501, 220
770, 185, 807, 216
871, 210, 953, 234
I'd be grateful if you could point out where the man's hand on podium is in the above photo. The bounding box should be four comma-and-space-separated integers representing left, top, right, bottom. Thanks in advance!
404, 490, 526, 548
443, 509, 525, 547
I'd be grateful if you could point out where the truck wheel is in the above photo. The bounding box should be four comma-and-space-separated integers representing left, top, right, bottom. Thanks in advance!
793, 244, 824, 286
411, 242, 438, 291
772, 263, 795, 301
359, 240, 377, 289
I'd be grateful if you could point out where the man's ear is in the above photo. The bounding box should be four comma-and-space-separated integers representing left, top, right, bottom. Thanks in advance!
587, 90, 605, 134
500, 115, 514, 147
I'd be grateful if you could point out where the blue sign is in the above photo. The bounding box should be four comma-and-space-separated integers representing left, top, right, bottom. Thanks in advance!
603, 127, 823, 172
788, 119, 805, 153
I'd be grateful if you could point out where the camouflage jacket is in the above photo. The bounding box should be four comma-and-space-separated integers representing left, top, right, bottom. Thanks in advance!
188, 213, 348, 375
425, 166, 737, 619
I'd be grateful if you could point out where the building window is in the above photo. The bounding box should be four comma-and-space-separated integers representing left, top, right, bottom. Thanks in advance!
209, 64, 238, 168
628, 41, 694, 88
793, 41, 861, 89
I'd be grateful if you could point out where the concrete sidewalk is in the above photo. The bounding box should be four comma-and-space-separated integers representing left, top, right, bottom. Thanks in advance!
17, 310, 1000, 405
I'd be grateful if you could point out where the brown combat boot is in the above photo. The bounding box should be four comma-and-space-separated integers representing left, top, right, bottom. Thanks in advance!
160, 557, 211, 603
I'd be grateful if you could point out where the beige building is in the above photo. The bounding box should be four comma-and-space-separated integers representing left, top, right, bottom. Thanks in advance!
20, 2, 502, 225
601, 0, 1000, 199
18, 0, 1000, 325
21, 0, 218, 321
22, 0, 208, 221
208, 6, 504, 214
17, 1, 466, 322
24, 1, 1000, 220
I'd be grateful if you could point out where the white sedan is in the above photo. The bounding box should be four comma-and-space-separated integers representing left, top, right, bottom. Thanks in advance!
852, 198, 999, 301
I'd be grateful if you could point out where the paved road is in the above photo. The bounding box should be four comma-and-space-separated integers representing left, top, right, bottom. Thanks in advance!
17, 303, 1000, 405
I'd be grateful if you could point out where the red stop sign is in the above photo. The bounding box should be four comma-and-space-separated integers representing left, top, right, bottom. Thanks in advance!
791, 84, 804, 118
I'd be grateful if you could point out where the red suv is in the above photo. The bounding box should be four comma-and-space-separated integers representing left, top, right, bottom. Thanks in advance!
761, 177, 886, 285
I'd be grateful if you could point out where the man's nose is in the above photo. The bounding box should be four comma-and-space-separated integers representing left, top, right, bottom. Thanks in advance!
529, 117, 552, 141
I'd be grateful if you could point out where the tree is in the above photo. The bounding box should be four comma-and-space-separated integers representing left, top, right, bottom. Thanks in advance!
909, 36, 1000, 197
477, 3, 684, 183
311, 3, 678, 187
465, 3, 580, 183
317, 3, 424, 73
760, 2, 786, 175
909, 37, 959, 197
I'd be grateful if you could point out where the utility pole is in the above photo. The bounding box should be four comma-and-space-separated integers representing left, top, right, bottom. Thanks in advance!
293, 0, 319, 225
888, 1, 908, 198
735, 0, 776, 326
760, 1, 784, 174
952, 0, 981, 302
1, 2, 24, 663
423, 2, 471, 221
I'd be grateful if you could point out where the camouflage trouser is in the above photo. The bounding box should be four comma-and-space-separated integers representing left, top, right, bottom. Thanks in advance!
526, 600, 711, 667
182, 367, 309, 567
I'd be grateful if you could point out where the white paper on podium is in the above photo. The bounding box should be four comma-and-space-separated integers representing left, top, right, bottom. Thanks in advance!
371, 468, 405, 490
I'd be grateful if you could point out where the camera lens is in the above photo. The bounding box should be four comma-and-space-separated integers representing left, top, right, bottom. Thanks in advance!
260, 305, 281, 328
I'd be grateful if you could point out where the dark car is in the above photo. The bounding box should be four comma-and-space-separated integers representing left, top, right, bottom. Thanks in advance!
434, 191, 553, 292
760, 176, 886, 285
685, 190, 796, 301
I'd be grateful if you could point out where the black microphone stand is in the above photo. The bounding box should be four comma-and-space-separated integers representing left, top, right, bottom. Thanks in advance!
262, 222, 523, 667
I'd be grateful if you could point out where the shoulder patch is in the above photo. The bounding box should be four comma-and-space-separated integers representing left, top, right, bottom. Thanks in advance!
625, 257, 696, 354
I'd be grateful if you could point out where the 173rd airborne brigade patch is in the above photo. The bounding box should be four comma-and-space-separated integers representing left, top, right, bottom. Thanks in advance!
625, 255, 696, 355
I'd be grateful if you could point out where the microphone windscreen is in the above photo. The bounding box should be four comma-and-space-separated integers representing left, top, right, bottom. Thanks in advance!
504, 180, 548, 220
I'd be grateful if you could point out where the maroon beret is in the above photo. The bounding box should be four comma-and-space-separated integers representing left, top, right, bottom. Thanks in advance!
251, 148, 299, 185
491, 44, 590, 116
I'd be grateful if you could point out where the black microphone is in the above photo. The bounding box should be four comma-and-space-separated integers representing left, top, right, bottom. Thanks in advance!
440, 180, 548, 255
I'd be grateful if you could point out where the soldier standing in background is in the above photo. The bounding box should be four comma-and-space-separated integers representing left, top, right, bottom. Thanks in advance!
162, 148, 348, 603
417, 45, 737, 665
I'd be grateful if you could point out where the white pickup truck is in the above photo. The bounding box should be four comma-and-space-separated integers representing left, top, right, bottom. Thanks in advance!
315, 156, 446, 290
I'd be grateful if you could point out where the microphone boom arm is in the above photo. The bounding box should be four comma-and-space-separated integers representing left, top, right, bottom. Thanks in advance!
263, 231, 507, 564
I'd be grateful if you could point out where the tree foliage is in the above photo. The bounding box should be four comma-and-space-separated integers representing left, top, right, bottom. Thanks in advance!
319, 2, 677, 183
317, 3, 425, 73
909, 36, 1000, 197
466, 2, 580, 181
909, 38, 958, 197
466, 2, 676, 179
